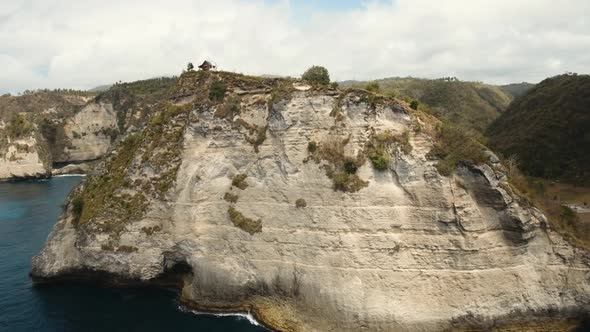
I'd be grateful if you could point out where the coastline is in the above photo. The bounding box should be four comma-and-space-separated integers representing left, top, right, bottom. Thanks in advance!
31, 269, 590, 332
30, 269, 279, 331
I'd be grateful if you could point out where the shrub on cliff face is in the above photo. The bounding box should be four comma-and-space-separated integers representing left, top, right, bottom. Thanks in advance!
71, 196, 84, 223
309, 137, 368, 193
430, 123, 486, 176
307, 141, 317, 153
410, 100, 419, 110
232, 174, 249, 190
6, 114, 33, 139
224, 192, 238, 203
369, 151, 389, 171
560, 206, 579, 225
295, 198, 307, 208
365, 81, 380, 93
365, 130, 412, 171
302, 66, 330, 85
332, 171, 368, 192
343, 158, 359, 174
209, 80, 226, 102
228, 207, 262, 235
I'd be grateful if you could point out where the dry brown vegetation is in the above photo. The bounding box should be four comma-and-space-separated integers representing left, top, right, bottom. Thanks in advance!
504, 160, 590, 249
309, 136, 368, 192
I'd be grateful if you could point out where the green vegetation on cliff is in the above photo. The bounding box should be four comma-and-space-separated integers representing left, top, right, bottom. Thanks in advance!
228, 206, 262, 235
302, 66, 330, 85
487, 74, 590, 185
430, 123, 487, 176
6, 113, 33, 139
341, 77, 514, 134
72, 102, 192, 233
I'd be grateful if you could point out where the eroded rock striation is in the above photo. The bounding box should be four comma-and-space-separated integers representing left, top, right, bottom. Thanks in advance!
32, 72, 590, 331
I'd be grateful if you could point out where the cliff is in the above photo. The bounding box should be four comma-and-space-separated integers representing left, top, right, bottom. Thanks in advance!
0, 78, 175, 181
32, 71, 590, 331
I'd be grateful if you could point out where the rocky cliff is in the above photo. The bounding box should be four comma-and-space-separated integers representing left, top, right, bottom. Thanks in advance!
0, 78, 174, 181
32, 71, 590, 331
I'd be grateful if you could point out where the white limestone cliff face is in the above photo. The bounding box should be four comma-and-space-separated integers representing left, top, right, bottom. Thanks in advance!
0, 135, 49, 180
0, 101, 119, 180
32, 78, 590, 331
58, 102, 118, 163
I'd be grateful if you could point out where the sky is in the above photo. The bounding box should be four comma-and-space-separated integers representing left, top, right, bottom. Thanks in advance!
1, 0, 589, 93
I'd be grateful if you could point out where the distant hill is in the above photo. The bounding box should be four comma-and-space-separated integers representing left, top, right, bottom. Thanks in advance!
340, 77, 515, 134
487, 74, 590, 185
499, 82, 535, 98
88, 84, 112, 92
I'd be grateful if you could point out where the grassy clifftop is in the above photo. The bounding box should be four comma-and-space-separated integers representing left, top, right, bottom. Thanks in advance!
341, 77, 515, 134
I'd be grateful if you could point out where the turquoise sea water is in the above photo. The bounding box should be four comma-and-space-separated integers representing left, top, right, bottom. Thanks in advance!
0, 177, 267, 332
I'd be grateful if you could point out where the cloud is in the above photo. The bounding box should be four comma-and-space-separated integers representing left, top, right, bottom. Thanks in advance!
1, 0, 589, 93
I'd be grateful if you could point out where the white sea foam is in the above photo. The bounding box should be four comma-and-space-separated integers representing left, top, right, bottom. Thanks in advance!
179, 305, 266, 328
52, 174, 87, 177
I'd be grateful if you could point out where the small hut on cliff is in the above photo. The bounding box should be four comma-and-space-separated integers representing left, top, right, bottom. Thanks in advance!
198, 61, 215, 71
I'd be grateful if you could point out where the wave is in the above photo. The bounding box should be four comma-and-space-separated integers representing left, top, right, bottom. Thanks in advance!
52, 174, 87, 177
178, 305, 266, 329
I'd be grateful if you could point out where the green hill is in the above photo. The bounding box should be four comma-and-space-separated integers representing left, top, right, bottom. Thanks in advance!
499, 82, 535, 98
487, 74, 590, 185
341, 77, 515, 134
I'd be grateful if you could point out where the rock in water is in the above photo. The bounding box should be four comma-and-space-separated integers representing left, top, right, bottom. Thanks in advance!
32, 71, 590, 332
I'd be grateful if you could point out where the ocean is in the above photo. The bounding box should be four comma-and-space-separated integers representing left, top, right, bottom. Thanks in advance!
0, 177, 267, 332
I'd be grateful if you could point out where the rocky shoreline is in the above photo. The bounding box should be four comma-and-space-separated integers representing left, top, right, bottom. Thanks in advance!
30, 267, 590, 332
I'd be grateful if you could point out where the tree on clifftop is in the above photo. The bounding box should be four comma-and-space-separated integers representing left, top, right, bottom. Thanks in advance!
302, 66, 330, 85
187, 62, 194, 71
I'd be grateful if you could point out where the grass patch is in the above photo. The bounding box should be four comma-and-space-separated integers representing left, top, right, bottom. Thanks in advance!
307, 141, 317, 153
228, 207, 262, 235
232, 174, 249, 190
429, 123, 486, 176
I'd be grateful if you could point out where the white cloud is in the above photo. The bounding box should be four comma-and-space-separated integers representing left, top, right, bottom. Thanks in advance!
1, 0, 589, 93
